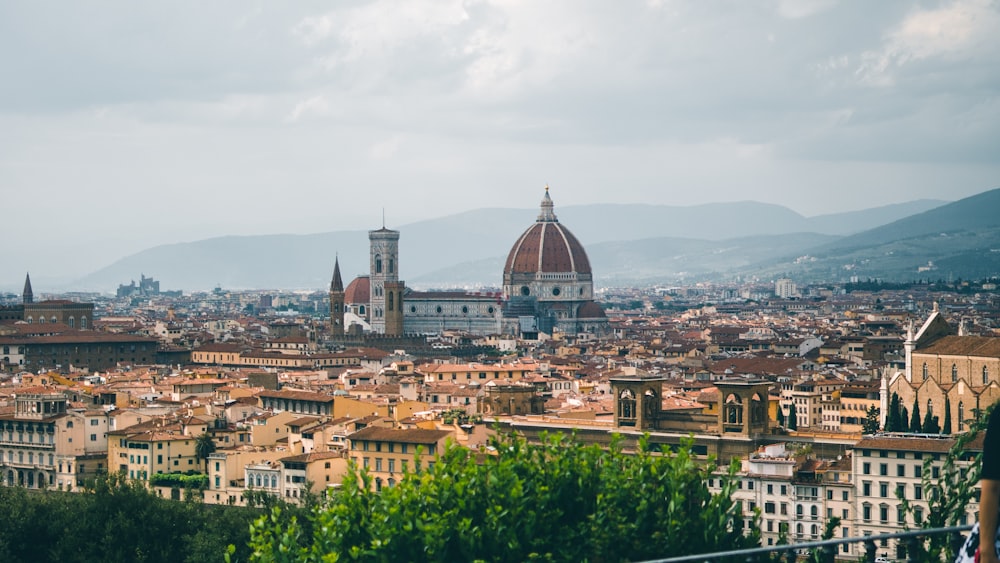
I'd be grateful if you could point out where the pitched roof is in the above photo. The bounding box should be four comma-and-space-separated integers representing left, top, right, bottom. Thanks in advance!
348, 425, 451, 444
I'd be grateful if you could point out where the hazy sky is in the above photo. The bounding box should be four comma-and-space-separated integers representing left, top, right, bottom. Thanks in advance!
2, 1, 999, 289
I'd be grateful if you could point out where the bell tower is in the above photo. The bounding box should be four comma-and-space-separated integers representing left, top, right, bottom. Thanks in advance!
369, 225, 404, 335
329, 256, 345, 338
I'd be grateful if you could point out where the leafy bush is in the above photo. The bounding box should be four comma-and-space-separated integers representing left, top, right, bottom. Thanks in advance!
149, 472, 209, 489
244, 431, 758, 562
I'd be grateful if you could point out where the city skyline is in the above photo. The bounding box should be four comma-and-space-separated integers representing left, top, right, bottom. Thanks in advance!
2, 1, 999, 285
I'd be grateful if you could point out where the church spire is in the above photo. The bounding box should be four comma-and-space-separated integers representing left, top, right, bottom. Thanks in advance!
537, 184, 558, 222
22, 272, 33, 304
330, 256, 344, 292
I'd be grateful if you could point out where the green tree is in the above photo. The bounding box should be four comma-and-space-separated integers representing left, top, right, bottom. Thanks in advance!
922, 410, 940, 434
910, 400, 921, 433
862, 406, 881, 434
195, 432, 217, 473
943, 396, 953, 435
243, 432, 760, 562
886, 393, 902, 432
787, 405, 798, 430
901, 406, 910, 432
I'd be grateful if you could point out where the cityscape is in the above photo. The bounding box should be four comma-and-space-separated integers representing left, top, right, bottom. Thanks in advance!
2, 187, 1000, 561
4, 2, 1000, 562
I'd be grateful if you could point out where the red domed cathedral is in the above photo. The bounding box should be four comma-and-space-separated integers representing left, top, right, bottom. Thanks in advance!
501, 187, 607, 337
331, 187, 607, 339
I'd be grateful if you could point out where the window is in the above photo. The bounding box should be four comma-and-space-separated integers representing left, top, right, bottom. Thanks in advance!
915, 465, 922, 478
984, 366, 990, 386
388, 459, 395, 473
898, 505, 906, 525
863, 504, 872, 521
90, 434, 97, 441
914, 485, 922, 500
897, 464, 905, 477
932, 466, 940, 479
880, 504, 889, 523
764, 502, 776, 514
922, 363, 928, 380
914, 507, 924, 523
780, 485, 787, 495
879, 463, 888, 476
863, 482, 872, 496
375, 458, 382, 472
880, 483, 888, 497
863, 462, 871, 474
90, 419, 99, 426
952, 364, 958, 382
896, 484, 905, 499
810, 506, 818, 518
767, 484, 773, 494
842, 491, 849, 501
959, 402, 965, 432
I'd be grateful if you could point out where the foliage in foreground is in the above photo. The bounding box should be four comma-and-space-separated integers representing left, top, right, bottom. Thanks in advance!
244, 432, 760, 563
0, 472, 271, 563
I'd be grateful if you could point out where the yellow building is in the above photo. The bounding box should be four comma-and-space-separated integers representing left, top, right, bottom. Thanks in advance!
108, 425, 200, 481
347, 426, 452, 491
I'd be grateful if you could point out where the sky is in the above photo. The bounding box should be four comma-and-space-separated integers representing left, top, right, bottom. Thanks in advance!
2, 0, 999, 290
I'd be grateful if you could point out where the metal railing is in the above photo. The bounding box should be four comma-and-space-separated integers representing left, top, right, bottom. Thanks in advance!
647, 524, 973, 562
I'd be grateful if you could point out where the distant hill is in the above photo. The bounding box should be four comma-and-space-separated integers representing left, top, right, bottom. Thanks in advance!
742, 189, 1000, 283
70, 197, 951, 292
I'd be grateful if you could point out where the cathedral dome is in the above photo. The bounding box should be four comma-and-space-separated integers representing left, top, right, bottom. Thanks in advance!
344, 275, 370, 305
503, 188, 592, 276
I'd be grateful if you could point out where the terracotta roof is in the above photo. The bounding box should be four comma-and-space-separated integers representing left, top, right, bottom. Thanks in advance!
919, 335, 1000, 358
505, 221, 591, 275
348, 425, 452, 444
257, 389, 335, 403
344, 276, 370, 304
855, 435, 962, 453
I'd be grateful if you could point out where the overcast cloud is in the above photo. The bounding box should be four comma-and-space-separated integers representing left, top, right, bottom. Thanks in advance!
1, 0, 998, 289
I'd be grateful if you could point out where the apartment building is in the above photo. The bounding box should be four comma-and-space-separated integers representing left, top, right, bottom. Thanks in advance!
0, 390, 109, 491
853, 434, 979, 560
347, 426, 452, 491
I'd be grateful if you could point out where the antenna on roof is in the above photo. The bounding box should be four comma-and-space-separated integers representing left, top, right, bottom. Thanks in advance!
382, 208, 386, 229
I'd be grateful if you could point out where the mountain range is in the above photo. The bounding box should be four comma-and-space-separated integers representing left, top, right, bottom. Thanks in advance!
65, 189, 1000, 292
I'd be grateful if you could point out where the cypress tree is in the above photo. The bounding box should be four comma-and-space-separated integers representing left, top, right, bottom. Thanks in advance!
943, 397, 953, 434
788, 404, 798, 430
910, 400, 921, 433
901, 407, 910, 432
922, 408, 938, 433
887, 393, 902, 432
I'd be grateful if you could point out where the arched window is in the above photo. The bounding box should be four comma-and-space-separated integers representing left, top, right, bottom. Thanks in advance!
796, 523, 803, 535
810, 505, 818, 517
388, 258, 394, 274
927, 399, 933, 416
958, 402, 965, 432
375, 255, 382, 274
26, 316, 33, 324
984, 366, 990, 385
951, 364, 958, 382
80, 316, 87, 329
50, 316, 57, 323
68, 317, 75, 328
922, 363, 928, 380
